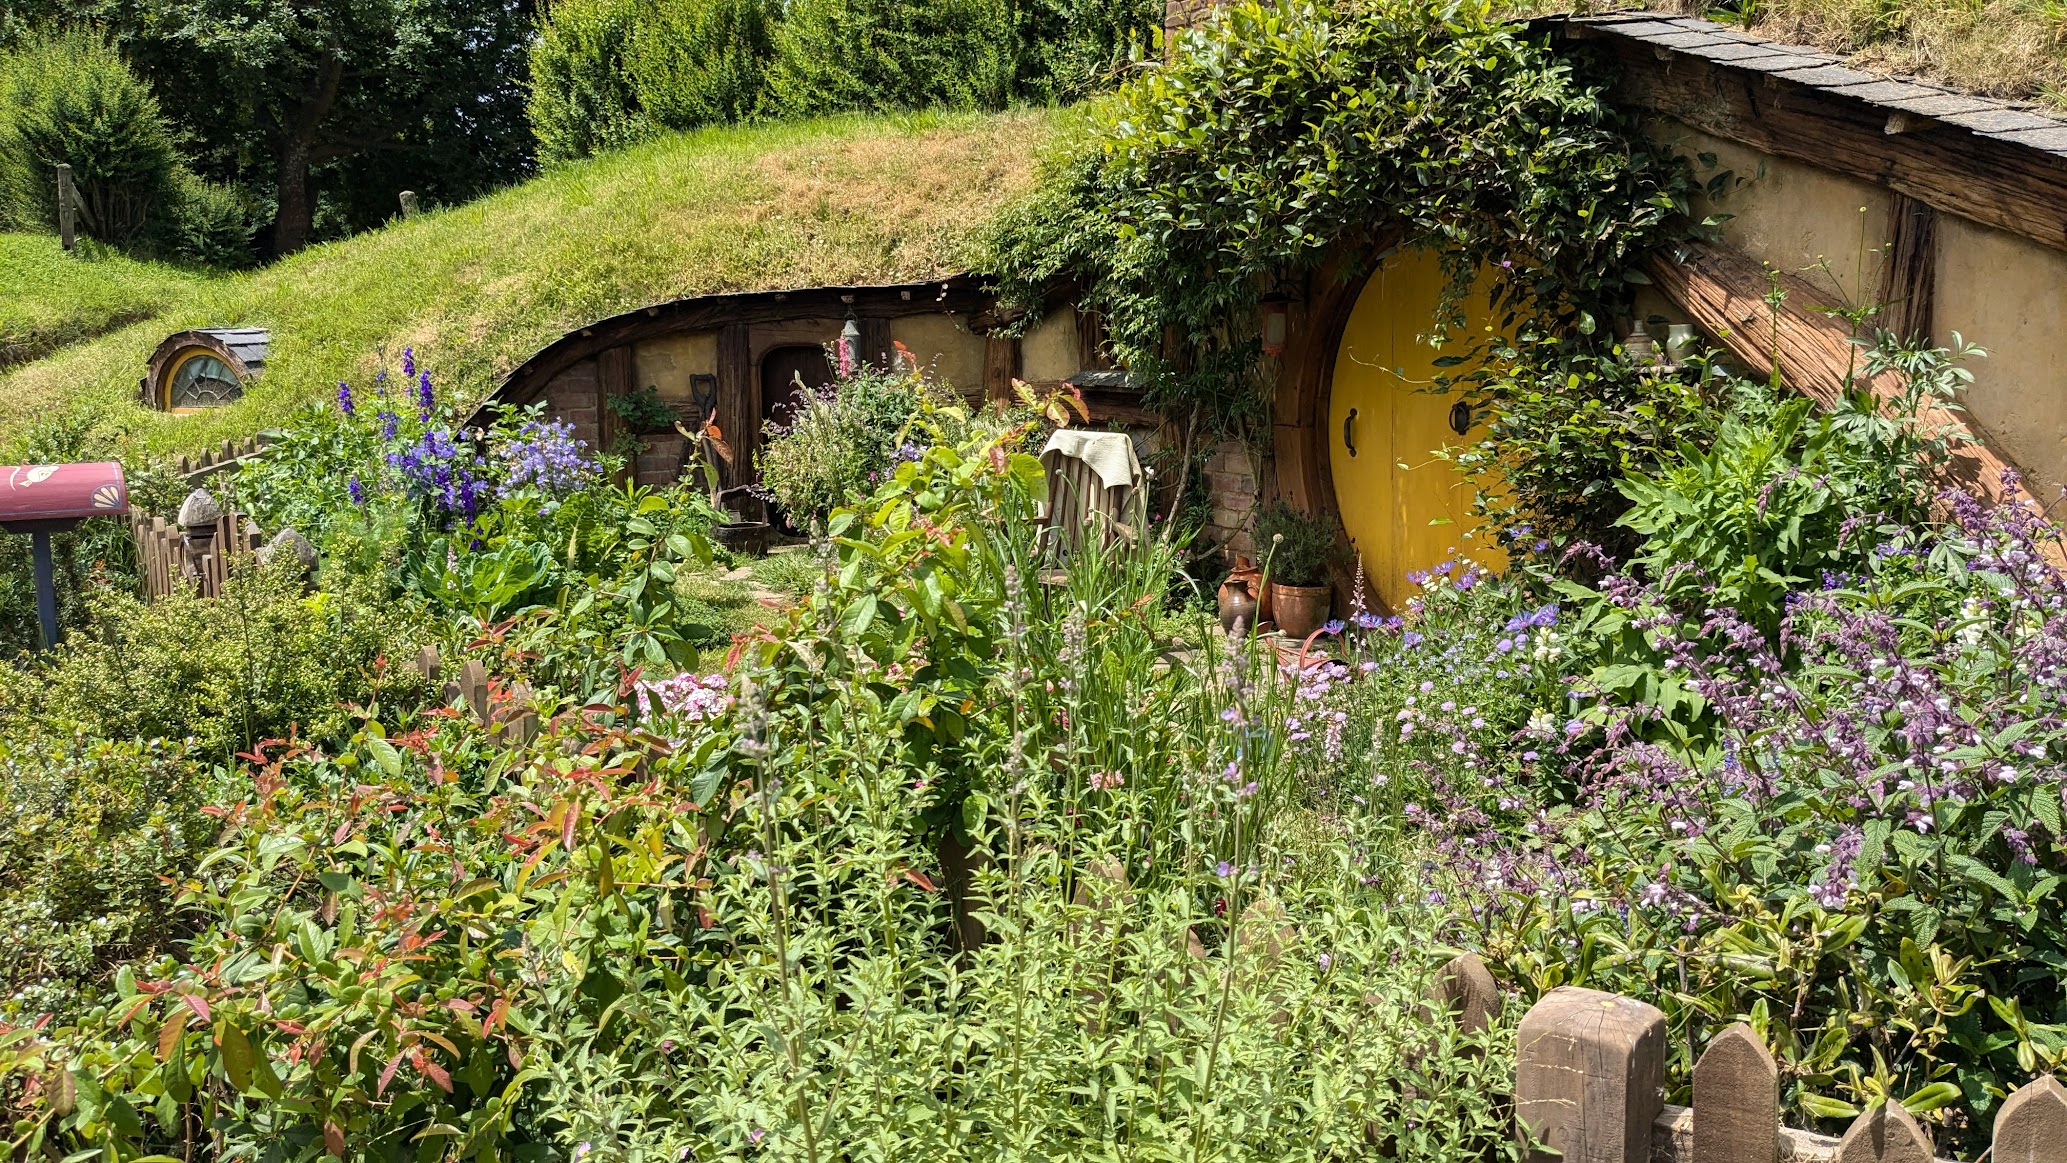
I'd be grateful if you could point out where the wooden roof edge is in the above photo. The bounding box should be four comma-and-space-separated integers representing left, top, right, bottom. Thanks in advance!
482, 275, 992, 416
1540, 12, 2067, 162
1538, 15, 2067, 254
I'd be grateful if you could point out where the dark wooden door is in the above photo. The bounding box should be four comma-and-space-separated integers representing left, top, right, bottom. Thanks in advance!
760, 345, 833, 433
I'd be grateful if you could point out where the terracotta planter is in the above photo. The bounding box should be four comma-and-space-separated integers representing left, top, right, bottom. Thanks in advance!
1270, 582, 1331, 639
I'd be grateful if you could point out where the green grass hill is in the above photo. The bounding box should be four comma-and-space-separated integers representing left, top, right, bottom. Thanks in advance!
0, 109, 1057, 460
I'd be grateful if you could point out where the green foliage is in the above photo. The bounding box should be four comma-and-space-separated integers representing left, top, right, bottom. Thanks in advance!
528, 0, 778, 166
765, 0, 1017, 117
1446, 335, 1722, 561
22, 0, 536, 253
0, 737, 221, 1025
0, 561, 432, 763
0, 28, 179, 245
755, 359, 933, 521
986, 0, 1695, 440
606, 383, 681, 435
1251, 500, 1345, 588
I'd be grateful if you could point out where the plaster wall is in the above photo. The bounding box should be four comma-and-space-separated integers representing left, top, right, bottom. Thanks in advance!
1022, 309, 1082, 382
1935, 215, 2067, 500
1654, 119, 1891, 308
890, 314, 986, 395
633, 332, 718, 401
1642, 117, 2067, 501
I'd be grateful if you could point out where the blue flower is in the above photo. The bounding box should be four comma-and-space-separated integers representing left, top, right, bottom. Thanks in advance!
336, 381, 354, 417
348, 477, 365, 506
1321, 619, 1345, 636
401, 347, 416, 379
417, 370, 436, 421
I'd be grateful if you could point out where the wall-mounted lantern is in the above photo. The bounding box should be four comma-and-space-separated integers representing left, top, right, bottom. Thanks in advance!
140, 328, 269, 411
1259, 293, 1291, 357
840, 314, 864, 372
0, 461, 129, 649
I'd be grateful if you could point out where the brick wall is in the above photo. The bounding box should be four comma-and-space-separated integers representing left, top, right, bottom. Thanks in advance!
1164, 0, 1219, 39
1202, 439, 1258, 557
545, 361, 601, 455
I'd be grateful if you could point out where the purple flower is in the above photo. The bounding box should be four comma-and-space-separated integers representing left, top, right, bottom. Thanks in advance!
417, 370, 436, 421
1216, 860, 1235, 878
348, 476, 365, 506
401, 347, 415, 379
379, 408, 399, 441
336, 381, 354, 416
495, 418, 599, 498
1321, 619, 1346, 636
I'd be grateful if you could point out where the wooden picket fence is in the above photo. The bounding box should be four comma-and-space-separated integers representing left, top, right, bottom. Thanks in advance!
176, 434, 273, 482
1423, 955, 2067, 1163
132, 507, 262, 600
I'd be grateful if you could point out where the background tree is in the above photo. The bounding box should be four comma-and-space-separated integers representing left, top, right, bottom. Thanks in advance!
10, 0, 534, 256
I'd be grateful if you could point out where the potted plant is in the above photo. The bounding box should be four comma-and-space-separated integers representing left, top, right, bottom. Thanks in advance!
1251, 500, 1343, 638
679, 416, 770, 556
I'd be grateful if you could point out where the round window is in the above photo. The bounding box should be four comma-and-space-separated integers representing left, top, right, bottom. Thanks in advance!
167, 352, 243, 409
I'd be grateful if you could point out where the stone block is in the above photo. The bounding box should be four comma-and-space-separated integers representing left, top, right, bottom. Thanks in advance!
1515, 986, 1667, 1163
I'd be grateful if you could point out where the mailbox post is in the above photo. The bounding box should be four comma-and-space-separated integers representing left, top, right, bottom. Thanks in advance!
1, 462, 129, 650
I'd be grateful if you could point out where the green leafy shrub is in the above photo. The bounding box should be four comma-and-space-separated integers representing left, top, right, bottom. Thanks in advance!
765, 0, 1016, 116
755, 359, 932, 522
1252, 500, 1344, 588
0, 561, 432, 762
0, 28, 178, 243
0, 29, 247, 264
528, 0, 776, 165
1447, 336, 1723, 562
0, 737, 221, 1024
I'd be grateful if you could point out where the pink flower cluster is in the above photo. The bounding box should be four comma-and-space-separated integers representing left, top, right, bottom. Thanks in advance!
636, 673, 732, 722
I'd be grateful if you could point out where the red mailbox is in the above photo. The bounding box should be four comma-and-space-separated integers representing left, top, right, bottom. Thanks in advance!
1, 461, 129, 650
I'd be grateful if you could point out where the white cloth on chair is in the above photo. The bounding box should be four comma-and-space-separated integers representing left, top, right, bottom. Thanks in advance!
1038, 430, 1145, 561
1040, 429, 1141, 495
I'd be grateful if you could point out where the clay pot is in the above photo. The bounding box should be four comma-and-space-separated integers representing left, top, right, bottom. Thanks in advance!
1226, 555, 1271, 624
1270, 582, 1331, 640
1218, 577, 1259, 635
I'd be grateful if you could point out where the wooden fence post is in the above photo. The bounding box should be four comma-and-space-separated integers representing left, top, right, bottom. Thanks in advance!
1693, 1023, 1778, 1163
1836, 1102, 1933, 1163
56, 164, 75, 250
1515, 987, 1666, 1163
1994, 1075, 2067, 1163
1427, 952, 1502, 1036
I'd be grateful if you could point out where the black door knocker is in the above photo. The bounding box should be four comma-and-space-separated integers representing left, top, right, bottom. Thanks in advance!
1448, 400, 1472, 436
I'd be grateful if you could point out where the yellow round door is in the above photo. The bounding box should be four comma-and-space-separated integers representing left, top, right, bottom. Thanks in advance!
1329, 248, 1505, 614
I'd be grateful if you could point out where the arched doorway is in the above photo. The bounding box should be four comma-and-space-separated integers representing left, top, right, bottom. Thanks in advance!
761, 344, 834, 432
1326, 248, 1504, 613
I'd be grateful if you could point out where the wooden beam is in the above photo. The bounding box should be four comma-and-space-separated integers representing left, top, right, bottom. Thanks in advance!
597, 345, 636, 483
1879, 194, 1936, 342
1647, 240, 2052, 545
983, 335, 1017, 409
715, 324, 753, 489
1579, 34, 2067, 254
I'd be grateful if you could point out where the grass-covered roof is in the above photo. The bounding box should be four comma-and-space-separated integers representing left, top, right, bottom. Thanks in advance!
0, 109, 1056, 459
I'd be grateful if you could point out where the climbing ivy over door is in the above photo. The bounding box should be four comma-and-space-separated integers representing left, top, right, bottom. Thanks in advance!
986, 0, 1697, 443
